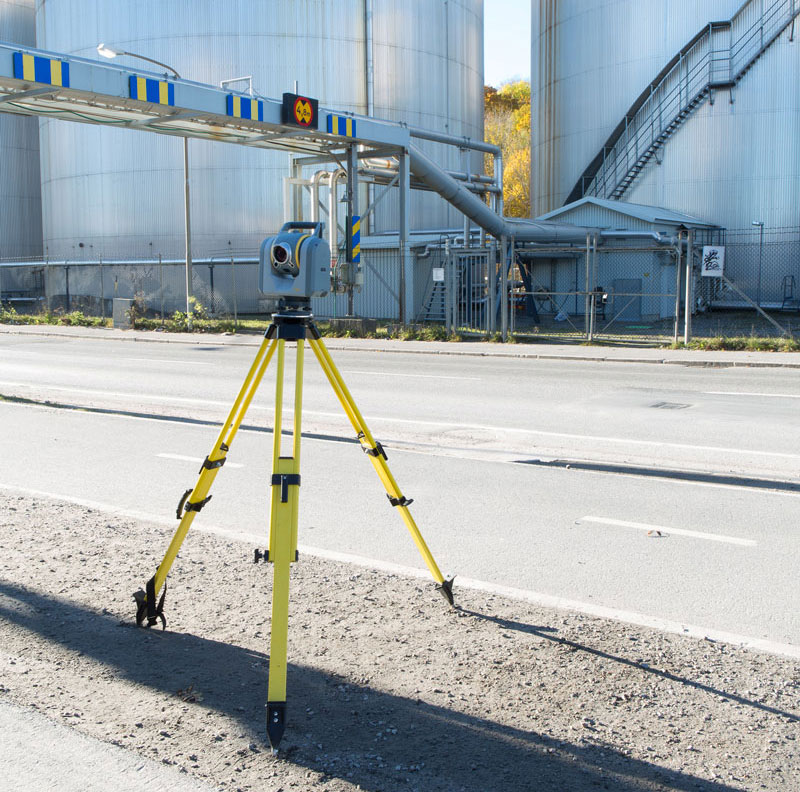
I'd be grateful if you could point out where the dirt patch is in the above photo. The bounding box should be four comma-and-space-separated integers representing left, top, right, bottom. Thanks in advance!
0, 493, 798, 791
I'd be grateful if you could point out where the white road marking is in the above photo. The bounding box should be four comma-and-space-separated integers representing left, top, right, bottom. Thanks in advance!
705, 391, 800, 399
0, 350, 210, 365
1, 482, 797, 659
157, 453, 243, 469
301, 409, 800, 461
121, 357, 211, 366
579, 516, 757, 546
0, 381, 268, 410
3, 399, 800, 499
341, 369, 481, 381
3, 382, 800, 466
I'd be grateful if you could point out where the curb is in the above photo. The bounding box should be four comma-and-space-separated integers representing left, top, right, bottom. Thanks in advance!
2, 324, 800, 368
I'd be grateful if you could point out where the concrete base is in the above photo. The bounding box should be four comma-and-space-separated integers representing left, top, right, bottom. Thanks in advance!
112, 298, 133, 329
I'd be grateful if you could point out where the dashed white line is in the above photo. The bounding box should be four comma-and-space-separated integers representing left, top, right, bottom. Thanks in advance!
705, 391, 800, 399
579, 516, 757, 546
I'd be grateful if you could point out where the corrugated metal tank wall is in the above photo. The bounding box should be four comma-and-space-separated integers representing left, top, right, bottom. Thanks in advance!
371, 0, 484, 233
0, 0, 42, 259
36, 0, 483, 260
531, 0, 741, 217
621, 20, 800, 229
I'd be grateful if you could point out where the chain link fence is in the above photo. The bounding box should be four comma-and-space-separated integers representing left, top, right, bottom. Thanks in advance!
2, 226, 798, 341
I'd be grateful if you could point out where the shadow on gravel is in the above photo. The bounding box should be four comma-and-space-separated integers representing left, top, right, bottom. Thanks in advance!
0, 579, 742, 792
461, 609, 800, 723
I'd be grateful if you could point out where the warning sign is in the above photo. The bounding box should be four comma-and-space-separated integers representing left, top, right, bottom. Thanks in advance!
701, 245, 725, 277
282, 92, 318, 129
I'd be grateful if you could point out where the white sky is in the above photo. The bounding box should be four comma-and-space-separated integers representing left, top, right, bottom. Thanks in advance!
484, 0, 531, 86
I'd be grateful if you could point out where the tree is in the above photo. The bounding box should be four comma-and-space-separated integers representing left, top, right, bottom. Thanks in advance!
484, 81, 531, 218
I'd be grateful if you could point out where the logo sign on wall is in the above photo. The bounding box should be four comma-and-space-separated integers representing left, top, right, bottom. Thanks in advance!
701, 246, 725, 277
281, 92, 318, 129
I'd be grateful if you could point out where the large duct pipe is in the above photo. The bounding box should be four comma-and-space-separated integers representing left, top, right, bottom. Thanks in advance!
408, 144, 594, 243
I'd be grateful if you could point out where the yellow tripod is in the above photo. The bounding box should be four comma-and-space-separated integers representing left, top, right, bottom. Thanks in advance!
134, 307, 454, 750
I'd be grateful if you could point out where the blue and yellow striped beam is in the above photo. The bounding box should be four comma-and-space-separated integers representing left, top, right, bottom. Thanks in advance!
129, 75, 175, 106
226, 94, 264, 121
326, 114, 356, 138
348, 215, 361, 264
13, 52, 70, 87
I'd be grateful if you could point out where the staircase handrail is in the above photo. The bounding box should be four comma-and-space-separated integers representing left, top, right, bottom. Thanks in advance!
565, 0, 799, 204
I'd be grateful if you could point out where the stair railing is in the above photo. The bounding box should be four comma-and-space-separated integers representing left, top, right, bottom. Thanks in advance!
569, 0, 799, 203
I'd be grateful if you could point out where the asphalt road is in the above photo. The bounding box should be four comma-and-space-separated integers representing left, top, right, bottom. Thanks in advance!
1, 332, 799, 651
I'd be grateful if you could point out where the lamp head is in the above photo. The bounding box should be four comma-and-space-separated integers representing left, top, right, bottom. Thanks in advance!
97, 43, 123, 59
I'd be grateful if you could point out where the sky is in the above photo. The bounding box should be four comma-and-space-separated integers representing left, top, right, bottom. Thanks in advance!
484, 0, 531, 87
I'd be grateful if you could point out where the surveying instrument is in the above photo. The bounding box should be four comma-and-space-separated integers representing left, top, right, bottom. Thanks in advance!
133, 221, 454, 750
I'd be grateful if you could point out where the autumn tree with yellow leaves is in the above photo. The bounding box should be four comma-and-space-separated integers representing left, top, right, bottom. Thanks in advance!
484, 80, 531, 218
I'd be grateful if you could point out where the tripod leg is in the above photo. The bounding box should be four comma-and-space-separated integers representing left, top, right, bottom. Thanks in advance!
308, 336, 454, 606
134, 335, 278, 628
266, 338, 304, 751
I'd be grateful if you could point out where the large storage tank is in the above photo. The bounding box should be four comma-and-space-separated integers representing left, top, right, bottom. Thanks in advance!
35, 0, 483, 260
0, 0, 42, 260
531, 0, 800, 229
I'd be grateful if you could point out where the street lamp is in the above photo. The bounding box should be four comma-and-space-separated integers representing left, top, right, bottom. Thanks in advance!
752, 220, 764, 308
97, 43, 194, 330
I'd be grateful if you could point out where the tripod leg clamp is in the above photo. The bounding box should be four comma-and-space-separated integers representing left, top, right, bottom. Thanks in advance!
176, 489, 212, 518
387, 494, 414, 508
358, 432, 387, 459
134, 575, 167, 629
271, 473, 301, 503
199, 442, 229, 473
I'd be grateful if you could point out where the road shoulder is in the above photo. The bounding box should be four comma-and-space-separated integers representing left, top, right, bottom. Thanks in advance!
0, 493, 797, 791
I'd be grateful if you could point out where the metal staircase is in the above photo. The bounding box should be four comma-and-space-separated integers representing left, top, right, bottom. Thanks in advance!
567, 0, 800, 204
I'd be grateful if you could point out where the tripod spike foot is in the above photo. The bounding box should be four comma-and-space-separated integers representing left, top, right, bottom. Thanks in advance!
266, 702, 287, 751
437, 577, 455, 607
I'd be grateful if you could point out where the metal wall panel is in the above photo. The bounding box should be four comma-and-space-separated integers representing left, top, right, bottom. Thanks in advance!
531, 0, 741, 217
36, 0, 484, 259
0, 0, 42, 259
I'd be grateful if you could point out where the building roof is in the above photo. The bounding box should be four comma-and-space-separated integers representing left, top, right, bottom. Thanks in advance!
536, 197, 718, 230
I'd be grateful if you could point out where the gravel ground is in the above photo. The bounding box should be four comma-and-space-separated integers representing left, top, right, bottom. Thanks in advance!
0, 494, 798, 791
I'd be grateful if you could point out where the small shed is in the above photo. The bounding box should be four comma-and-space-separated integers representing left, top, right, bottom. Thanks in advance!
526, 198, 719, 321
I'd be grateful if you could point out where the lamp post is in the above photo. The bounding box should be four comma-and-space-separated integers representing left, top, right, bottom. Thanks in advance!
97, 43, 193, 330
752, 220, 764, 308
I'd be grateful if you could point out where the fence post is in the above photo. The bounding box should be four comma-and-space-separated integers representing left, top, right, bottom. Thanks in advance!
100, 259, 105, 321
509, 238, 516, 338
487, 246, 496, 335
500, 235, 508, 342
231, 256, 238, 328
159, 254, 164, 325
684, 228, 693, 344
673, 234, 682, 344
584, 233, 591, 337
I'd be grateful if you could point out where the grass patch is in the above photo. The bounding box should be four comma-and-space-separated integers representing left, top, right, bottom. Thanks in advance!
0, 305, 111, 327
670, 336, 800, 352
